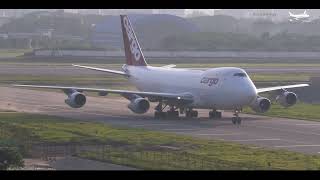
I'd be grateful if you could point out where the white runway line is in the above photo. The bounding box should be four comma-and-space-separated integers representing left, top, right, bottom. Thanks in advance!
295, 124, 320, 126
195, 133, 241, 136
163, 129, 196, 131
230, 138, 281, 142
132, 124, 172, 127
275, 145, 320, 148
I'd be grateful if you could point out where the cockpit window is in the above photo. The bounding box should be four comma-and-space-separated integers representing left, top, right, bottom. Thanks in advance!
233, 73, 247, 77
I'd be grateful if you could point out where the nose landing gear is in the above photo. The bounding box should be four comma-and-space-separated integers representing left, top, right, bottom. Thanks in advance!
232, 109, 242, 125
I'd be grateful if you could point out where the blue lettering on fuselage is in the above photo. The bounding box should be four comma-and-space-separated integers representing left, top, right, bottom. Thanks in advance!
200, 77, 219, 86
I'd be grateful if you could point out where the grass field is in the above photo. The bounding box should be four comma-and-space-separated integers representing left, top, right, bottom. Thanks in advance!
0, 74, 127, 85
244, 102, 320, 122
2, 112, 320, 169
0, 49, 31, 58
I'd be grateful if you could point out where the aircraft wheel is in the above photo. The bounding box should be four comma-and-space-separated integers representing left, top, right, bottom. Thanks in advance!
237, 117, 242, 124
209, 111, 222, 119
232, 117, 237, 124
167, 111, 179, 119
191, 110, 198, 118
186, 111, 192, 118
216, 111, 222, 119
155, 111, 166, 119
232, 117, 241, 125
209, 111, 214, 119
186, 110, 198, 118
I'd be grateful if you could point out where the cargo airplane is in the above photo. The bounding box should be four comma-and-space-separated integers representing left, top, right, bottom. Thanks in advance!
14, 15, 309, 125
289, 10, 310, 22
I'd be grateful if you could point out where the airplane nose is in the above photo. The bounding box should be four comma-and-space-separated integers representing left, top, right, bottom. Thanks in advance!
240, 82, 257, 104
246, 84, 257, 102
248, 87, 257, 101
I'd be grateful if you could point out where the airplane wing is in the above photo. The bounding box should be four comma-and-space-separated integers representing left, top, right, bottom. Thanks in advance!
257, 84, 309, 93
12, 84, 194, 102
161, 64, 176, 68
72, 64, 128, 76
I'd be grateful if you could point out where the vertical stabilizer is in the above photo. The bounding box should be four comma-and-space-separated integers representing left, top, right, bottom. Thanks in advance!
120, 15, 148, 66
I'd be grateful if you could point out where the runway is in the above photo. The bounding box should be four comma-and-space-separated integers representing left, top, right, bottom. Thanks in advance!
1, 86, 320, 155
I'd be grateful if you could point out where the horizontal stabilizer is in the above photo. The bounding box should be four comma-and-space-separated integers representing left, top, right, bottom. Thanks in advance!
72, 64, 128, 76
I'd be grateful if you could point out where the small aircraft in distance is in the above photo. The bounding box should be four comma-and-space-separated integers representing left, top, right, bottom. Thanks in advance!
14, 15, 309, 125
289, 10, 311, 22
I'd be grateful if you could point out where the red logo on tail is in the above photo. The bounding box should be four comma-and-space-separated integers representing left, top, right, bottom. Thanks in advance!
123, 17, 141, 61
120, 15, 147, 66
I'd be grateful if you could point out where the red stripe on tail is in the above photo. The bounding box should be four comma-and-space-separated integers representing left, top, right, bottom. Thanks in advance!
120, 15, 148, 66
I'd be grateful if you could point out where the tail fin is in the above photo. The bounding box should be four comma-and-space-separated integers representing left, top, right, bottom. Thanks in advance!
289, 11, 294, 16
120, 15, 148, 66
304, 10, 307, 14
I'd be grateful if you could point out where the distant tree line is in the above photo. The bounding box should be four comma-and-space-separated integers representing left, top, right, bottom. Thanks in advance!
2, 12, 320, 51
159, 31, 320, 51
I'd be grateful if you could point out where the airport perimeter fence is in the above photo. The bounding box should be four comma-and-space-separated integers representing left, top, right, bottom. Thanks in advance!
25, 142, 281, 170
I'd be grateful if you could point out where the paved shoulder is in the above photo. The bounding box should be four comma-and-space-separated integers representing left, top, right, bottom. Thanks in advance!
49, 157, 138, 170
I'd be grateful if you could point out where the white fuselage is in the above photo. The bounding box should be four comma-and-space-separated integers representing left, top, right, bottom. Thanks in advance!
289, 13, 310, 21
125, 65, 258, 110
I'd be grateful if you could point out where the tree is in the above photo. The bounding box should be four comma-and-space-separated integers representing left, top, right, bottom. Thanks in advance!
0, 147, 24, 170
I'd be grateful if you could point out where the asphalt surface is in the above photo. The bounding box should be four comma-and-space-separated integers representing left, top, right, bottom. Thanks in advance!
1, 86, 320, 155
23, 157, 137, 170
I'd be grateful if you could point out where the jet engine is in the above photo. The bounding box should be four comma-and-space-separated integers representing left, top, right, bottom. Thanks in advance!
128, 98, 150, 114
65, 92, 86, 108
276, 91, 297, 107
250, 97, 271, 113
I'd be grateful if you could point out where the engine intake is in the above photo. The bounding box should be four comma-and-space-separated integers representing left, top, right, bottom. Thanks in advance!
128, 98, 150, 114
250, 97, 271, 113
277, 91, 297, 107
65, 92, 86, 108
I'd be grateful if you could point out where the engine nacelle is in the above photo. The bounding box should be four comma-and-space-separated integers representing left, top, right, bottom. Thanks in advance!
250, 97, 271, 113
276, 91, 297, 107
128, 98, 150, 114
65, 92, 86, 108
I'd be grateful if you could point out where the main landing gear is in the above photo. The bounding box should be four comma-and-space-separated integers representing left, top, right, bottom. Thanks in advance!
209, 109, 222, 119
185, 108, 198, 118
232, 110, 242, 125
154, 101, 198, 119
154, 101, 179, 119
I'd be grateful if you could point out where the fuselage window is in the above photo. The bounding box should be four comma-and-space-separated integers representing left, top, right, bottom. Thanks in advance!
233, 73, 247, 77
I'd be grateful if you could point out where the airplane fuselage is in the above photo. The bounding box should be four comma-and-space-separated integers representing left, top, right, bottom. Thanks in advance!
125, 65, 257, 110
